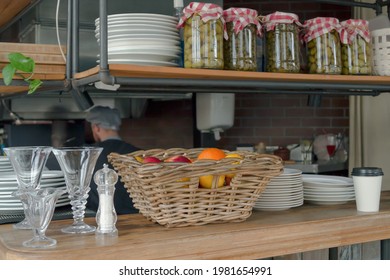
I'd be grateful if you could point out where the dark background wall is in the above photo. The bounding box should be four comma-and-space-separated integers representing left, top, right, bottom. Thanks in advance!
120, 0, 353, 151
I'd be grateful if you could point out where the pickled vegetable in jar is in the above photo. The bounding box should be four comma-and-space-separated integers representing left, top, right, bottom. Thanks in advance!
177, 2, 227, 69
223, 8, 262, 71
263, 12, 302, 73
340, 19, 372, 75
303, 17, 342, 74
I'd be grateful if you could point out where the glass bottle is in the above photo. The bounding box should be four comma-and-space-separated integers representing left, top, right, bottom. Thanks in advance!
95, 164, 118, 235
263, 12, 302, 73
304, 17, 342, 74
178, 2, 226, 69
223, 8, 261, 71
340, 19, 372, 75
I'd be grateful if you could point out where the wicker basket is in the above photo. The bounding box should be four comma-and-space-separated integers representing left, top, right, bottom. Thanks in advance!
371, 28, 390, 76
108, 148, 283, 227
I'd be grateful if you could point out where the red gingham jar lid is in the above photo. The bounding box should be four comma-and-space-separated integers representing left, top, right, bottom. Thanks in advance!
262, 11, 302, 32
303, 17, 342, 42
340, 19, 370, 44
223, 8, 262, 36
177, 2, 227, 39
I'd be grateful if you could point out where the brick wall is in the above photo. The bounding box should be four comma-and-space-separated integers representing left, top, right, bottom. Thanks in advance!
120, 1, 352, 151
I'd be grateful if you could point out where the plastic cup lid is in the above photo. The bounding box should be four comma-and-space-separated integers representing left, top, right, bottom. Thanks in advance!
351, 167, 384, 176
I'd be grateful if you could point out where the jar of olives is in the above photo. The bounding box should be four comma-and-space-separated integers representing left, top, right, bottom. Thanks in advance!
222, 8, 262, 71
340, 19, 372, 75
263, 12, 302, 73
177, 2, 226, 69
303, 17, 342, 74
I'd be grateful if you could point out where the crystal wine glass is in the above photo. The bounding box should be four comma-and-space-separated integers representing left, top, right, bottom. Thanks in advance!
3, 146, 53, 229
326, 134, 337, 161
52, 147, 102, 234
13, 187, 66, 248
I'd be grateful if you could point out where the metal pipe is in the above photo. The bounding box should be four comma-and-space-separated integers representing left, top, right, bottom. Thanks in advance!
312, 0, 378, 10
112, 77, 390, 92
71, 0, 79, 76
66, 0, 73, 80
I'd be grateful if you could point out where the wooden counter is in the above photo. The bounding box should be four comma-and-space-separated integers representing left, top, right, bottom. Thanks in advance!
1, 192, 390, 260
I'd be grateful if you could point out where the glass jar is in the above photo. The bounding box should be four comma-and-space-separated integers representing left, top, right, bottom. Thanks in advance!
263, 12, 301, 73
304, 17, 342, 74
223, 8, 261, 71
340, 19, 372, 75
180, 3, 225, 69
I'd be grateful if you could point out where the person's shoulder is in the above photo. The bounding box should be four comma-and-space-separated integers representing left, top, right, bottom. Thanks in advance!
103, 139, 139, 154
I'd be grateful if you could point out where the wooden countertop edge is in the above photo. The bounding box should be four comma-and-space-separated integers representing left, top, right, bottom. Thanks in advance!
1, 195, 390, 260
74, 64, 390, 85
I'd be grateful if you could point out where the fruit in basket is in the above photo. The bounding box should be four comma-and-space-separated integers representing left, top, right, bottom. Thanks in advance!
134, 156, 144, 163
197, 148, 226, 188
225, 153, 243, 185
197, 148, 226, 160
143, 156, 162, 163
199, 175, 225, 189
165, 155, 192, 163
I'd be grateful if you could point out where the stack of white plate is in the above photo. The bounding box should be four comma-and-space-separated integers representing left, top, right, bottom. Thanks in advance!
254, 168, 304, 211
95, 13, 181, 67
0, 170, 69, 214
0, 156, 13, 173
302, 174, 355, 205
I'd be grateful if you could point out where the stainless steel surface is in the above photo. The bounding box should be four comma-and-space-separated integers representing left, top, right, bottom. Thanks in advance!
286, 161, 348, 174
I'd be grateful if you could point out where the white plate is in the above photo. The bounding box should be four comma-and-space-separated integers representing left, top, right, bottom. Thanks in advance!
97, 33, 180, 42
105, 38, 179, 48
106, 53, 179, 62
305, 199, 355, 205
107, 45, 181, 54
95, 27, 179, 37
304, 193, 354, 199
96, 20, 177, 29
95, 13, 177, 23
254, 199, 304, 211
98, 59, 179, 67
0, 170, 64, 181
302, 174, 353, 187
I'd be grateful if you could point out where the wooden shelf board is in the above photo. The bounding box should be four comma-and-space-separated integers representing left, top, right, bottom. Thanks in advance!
0, 73, 65, 81
74, 64, 390, 86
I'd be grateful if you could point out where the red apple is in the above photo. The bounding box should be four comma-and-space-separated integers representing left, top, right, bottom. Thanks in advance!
142, 156, 162, 163
165, 155, 192, 163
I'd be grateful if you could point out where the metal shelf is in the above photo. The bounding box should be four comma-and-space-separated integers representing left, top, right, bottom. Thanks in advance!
2, 0, 390, 105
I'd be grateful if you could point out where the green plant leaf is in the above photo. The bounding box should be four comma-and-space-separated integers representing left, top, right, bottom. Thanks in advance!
8, 52, 35, 73
1, 64, 16, 85
28, 79, 42, 94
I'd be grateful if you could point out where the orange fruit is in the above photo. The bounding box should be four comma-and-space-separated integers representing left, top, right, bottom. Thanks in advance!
197, 148, 226, 188
197, 148, 225, 160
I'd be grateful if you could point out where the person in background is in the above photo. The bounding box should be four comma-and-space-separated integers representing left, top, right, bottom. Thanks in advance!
85, 105, 139, 215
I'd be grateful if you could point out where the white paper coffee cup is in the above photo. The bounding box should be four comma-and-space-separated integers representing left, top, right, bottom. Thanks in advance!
352, 167, 384, 212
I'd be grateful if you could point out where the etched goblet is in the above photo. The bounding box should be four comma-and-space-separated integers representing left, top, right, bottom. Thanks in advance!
52, 147, 102, 234
3, 146, 53, 230
13, 188, 66, 248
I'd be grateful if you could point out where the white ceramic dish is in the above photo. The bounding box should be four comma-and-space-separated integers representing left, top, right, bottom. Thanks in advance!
97, 58, 178, 67
302, 174, 353, 187
96, 33, 180, 43
96, 20, 177, 29
95, 13, 177, 23
95, 26, 179, 37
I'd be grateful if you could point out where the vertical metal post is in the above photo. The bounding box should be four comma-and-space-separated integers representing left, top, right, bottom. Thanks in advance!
66, 0, 73, 79
71, 0, 79, 76
99, 0, 109, 71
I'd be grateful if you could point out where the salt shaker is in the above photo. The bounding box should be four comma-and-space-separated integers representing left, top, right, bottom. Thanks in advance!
94, 164, 118, 235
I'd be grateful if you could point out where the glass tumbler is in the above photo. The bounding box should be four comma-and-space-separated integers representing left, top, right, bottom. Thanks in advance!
3, 146, 53, 229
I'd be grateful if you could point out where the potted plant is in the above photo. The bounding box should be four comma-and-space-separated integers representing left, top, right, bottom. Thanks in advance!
1, 52, 42, 94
